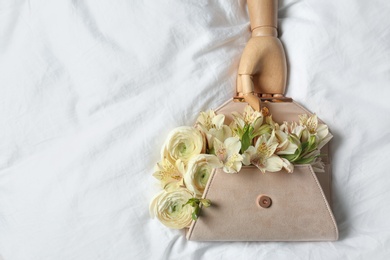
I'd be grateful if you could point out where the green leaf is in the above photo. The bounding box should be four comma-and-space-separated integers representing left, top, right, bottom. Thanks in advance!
306, 136, 318, 153
192, 206, 201, 220
281, 144, 302, 162
185, 197, 212, 221
235, 126, 245, 139
251, 124, 271, 138
301, 141, 309, 154
241, 126, 252, 153
248, 125, 254, 137
294, 156, 316, 164
183, 198, 198, 207
281, 153, 297, 162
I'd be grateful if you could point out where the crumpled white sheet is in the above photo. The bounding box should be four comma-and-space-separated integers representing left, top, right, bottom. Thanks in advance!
1, 0, 390, 259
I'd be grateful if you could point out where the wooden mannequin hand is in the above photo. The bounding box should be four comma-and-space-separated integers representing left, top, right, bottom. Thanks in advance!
237, 33, 287, 111
236, 0, 287, 111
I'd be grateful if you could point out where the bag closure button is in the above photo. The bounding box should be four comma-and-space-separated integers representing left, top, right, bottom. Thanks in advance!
258, 195, 272, 208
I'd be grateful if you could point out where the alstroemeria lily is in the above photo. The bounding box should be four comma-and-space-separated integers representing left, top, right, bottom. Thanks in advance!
299, 114, 333, 149
213, 137, 243, 173
231, 105, 271, 153
196, 110, 232, 150
232, 105, 263, 129
316, 124, 333, 149
280, 121, 309, 141
275, 129, 298, 155
184, 154, 222, 196
196, 110, 225, 133
299, 114, 318, 134
153, 158, 185, 189
242, 131, 291, 173
207, 126, 232, 144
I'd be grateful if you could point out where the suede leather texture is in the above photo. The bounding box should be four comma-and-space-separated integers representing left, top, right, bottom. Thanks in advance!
186, 100, 338, 241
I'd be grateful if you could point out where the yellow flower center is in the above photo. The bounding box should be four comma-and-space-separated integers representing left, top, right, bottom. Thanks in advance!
257, 142, 272, 158
158, 160, 182, 182
225, 154, 239, 168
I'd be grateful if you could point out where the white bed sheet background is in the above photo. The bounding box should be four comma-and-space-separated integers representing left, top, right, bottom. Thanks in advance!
1, 0, 390, 259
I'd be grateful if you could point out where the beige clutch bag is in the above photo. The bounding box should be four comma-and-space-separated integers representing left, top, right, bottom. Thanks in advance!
148, 0, 339, 242
186, 100, 339, 241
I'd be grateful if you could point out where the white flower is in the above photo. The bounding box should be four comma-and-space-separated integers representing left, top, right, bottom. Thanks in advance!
232, 105, 263, 130
299, 114, 318, 134
242, 131, 285, 173
274, 129, 298, 155
149, 187, 194, 229
299, 114, 333, 148
196, 110, 232, 148
153, 158, 185, 188
196, 110, 225, 132
214, 137, 243, 173
230, 105, 270, 151
207, 126, 232, 144
280, 121, 309, 142
316, 124, 333, 149
184, 154, 222, 196
162, 126, 205, 164
205, 124, 233, 151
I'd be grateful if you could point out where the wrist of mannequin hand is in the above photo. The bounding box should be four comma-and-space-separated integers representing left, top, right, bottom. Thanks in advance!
251, 26, 277, 37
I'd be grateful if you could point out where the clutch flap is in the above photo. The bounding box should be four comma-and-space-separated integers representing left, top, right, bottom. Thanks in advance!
186, 165, 338, 241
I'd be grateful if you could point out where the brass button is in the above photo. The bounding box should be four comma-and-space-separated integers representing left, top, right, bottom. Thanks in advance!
258, 195, 272, 208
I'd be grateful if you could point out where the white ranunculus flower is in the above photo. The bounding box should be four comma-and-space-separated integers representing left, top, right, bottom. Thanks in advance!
162, 126, 205, 164
149, 187, 194, 229
184, 154, 222, 196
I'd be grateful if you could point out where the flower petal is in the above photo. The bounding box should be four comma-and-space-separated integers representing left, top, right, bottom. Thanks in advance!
213, 138, 227, 162
317, 133, 333, 149
209, 125, 232, 143
242, 146, 256, 165
224, 137, 241, 155
212, 114, 225, 129
281, 158, 294, 173
264, 155, 284, 172
316, 124, 329, 140
223, 153, 243, 174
